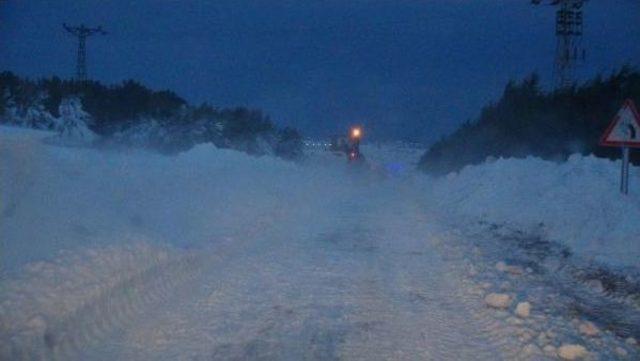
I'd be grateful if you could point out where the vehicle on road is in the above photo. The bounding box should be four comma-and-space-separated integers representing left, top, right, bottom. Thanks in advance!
329, 126, 367, 165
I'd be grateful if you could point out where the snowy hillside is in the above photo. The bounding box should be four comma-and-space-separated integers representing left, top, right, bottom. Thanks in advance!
0, 73, 304, 160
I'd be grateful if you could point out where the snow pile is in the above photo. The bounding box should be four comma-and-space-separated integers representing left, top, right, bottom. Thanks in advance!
110, 116, 223, 153
0, 126, 349, 273
425, 154, 640, 268
110, 118, 168, 148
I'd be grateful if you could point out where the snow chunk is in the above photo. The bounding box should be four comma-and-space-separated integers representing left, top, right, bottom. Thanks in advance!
578, 321, 600, 337
558, 344, 588, 360
615, 347, 628, 357
543, 345, 557, 357
521, 344, 541, 357
515, 301, 531, 318
496, 261, 523, 275
484, 293, 512, 309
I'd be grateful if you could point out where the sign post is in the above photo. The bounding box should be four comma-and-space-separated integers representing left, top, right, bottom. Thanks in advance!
621, 146, 630, 194
600, 99, 640, 194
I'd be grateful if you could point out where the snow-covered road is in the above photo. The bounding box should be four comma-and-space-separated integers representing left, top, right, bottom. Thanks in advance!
0, 129, 509, 360
71, 183, 514, 361
2, 128, 639, 360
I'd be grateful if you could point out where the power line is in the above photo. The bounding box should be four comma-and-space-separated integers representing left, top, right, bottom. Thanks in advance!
63, 23, 107, 81
533, 0, 588, 89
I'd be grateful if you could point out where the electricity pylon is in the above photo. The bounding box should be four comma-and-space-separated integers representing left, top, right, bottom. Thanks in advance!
532, 0, 588, 89
63, 23, 106, 81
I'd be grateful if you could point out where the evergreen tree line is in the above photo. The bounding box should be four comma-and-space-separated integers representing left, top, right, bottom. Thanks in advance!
418, 67, 640, 175
0, 71, 303, 159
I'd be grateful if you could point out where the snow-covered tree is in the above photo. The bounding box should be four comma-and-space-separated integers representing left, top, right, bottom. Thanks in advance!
24, 103, 59, 130
0, 72, 304, 159
2, 91, 58, 130
57, 98, 97, 142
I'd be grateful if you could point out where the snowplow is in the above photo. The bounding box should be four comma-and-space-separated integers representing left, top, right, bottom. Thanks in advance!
329, 126, 366, 164
347, 126, 365, 163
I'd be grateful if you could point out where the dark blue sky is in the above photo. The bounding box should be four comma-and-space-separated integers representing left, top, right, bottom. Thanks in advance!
1, 1, 638, 143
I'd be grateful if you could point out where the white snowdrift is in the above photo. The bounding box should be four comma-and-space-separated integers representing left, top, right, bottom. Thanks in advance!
424, 154, 640, 269
0, 126, 352, 274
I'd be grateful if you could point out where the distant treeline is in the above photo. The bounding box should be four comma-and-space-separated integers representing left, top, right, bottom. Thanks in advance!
419, 67, 640, 175
0, 71, 303, 159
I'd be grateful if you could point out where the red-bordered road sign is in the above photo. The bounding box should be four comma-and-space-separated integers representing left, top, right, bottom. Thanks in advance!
600, 99, 640, 148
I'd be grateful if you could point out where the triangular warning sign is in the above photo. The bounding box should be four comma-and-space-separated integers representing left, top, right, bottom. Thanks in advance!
600, 99, 640, 148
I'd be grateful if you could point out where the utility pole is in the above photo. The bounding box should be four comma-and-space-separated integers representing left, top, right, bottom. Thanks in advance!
63, 23, 106, 81
532, 0, 587, 89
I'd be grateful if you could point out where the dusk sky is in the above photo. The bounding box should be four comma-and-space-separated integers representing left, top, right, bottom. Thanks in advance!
1, 0, 639, 143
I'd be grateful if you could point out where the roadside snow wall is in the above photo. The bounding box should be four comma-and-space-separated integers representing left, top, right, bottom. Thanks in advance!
0, 126, 349, 274
424, 154, 640, 269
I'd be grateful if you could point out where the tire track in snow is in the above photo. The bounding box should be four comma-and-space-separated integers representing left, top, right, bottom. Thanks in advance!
338, 199, 515, 360
1, 205, 291, 361
0, 245, 206, 360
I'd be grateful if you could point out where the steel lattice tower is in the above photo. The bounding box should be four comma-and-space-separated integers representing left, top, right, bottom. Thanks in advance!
63, 23, 106, 81
533, 0, 587, 89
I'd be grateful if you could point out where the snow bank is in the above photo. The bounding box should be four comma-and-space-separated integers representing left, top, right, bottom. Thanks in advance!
0, 126, 350, 274
425, 154, 640, 269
